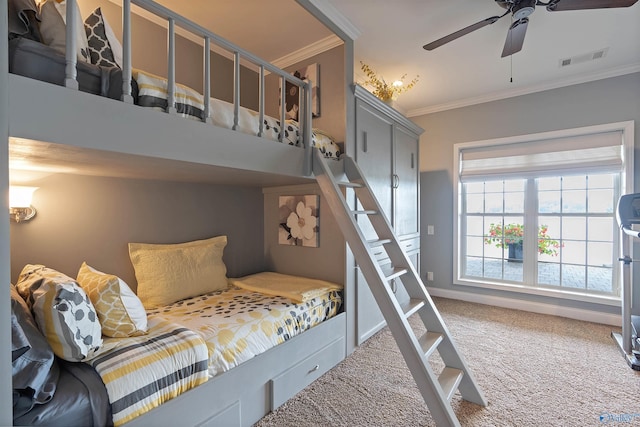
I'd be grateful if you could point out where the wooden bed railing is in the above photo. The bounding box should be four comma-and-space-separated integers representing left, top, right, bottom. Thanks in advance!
61, 0, 314, 176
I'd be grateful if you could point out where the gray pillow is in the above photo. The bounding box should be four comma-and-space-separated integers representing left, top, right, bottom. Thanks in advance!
10, 285, 59, 418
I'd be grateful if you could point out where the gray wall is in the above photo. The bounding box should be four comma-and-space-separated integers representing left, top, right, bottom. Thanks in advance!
265, 45, 346, 144
81, 0, 259, 109
415, 72, 640, 315
10, 174, 265, 290
263, 184, 345, 286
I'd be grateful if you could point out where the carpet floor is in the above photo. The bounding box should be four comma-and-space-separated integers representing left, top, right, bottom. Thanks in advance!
255, 297, 640, 426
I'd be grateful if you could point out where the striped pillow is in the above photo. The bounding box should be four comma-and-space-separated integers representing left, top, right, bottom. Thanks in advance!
16, 264, 102, 362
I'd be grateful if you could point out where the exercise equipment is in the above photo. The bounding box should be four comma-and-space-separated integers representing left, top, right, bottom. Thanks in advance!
612, 193, 640, 370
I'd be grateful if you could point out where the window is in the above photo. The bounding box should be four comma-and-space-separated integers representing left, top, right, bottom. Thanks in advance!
453, 122, 634, 303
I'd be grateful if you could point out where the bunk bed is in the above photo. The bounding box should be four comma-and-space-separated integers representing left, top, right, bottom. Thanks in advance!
5, 0, 353, 425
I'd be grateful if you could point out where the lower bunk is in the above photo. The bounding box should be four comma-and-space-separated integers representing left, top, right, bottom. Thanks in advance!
12, 244, 346, 426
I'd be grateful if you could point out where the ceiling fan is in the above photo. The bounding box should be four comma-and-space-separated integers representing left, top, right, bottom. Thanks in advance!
423, 0, 639, 57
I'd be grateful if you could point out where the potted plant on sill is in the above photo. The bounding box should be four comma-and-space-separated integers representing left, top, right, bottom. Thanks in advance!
484, 223, 561, 262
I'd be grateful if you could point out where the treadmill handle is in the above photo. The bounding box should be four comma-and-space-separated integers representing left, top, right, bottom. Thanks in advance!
622, 225, 640, 238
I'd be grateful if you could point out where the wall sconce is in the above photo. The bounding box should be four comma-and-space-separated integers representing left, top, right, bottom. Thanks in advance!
10, 186, 38, 223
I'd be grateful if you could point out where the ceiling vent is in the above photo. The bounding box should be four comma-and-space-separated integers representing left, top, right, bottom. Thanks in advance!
559, 48, 609, 68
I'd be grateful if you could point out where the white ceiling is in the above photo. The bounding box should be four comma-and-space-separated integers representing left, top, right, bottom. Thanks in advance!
161, 0, 640, 117
329, 0, 640, 116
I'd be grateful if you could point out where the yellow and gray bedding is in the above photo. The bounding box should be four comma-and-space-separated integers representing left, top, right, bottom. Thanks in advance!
147, 278, 343, 376
12, 257, 343, 426
88, 317, 209, 426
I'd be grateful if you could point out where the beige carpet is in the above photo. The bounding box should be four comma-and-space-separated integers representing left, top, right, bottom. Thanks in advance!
255, 297, 640, 426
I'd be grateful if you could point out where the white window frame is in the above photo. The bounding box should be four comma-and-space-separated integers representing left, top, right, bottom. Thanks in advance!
453, 121, 635, 305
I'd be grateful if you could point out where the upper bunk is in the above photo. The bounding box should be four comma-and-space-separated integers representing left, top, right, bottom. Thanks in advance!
6, 0, 354, 187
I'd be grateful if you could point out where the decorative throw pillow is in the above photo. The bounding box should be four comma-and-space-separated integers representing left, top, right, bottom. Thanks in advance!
129, 235, 228, 309
40, 0, 90, 62
77, 262, 148, 338
84, 7, 119, 68
16, 264, 102, 362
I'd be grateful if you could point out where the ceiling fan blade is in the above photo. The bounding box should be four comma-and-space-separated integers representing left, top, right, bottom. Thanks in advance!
546, 0, 638, 11
501, 17, 529, 57
423, 14, 505, 51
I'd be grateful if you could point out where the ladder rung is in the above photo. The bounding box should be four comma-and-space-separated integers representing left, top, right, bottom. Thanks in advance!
439, 367, 464, 402
368, 238, 392, 247
400, 298, 425, 318
385, 267, 407, 281
418, 331, 444, 358
353, 210, 378, 215
338, 181, 363, 188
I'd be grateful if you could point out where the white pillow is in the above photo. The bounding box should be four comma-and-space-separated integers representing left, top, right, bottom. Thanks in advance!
129, 236, 229, 309
50, 0, 90, 62
103, 10, 122, 68
77, 262, 148, 338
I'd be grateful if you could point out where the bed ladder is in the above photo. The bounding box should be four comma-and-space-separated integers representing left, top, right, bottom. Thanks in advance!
313, 150, 487, 427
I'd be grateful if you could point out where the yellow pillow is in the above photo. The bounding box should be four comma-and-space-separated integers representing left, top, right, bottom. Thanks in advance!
128, 235, 228, 309
77, 262, 148, 338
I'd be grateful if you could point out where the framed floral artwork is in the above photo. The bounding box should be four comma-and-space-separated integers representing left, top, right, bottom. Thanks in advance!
281, 63, 320, 121
279, 195, 319, 247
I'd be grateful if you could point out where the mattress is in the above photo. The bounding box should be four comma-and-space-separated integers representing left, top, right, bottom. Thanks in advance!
147, 284, 343, 376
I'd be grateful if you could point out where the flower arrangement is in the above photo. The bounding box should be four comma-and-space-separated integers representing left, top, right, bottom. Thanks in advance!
360, 61, 419, 102
484, 223, 562, 256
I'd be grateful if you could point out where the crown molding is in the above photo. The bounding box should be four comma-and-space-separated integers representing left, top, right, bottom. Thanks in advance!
406, 63, 640, 117
271, 35, 343, 70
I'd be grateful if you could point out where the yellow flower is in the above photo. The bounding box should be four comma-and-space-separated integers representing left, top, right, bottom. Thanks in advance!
360, 61, 419, 101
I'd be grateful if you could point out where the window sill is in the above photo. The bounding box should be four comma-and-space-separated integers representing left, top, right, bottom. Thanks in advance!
454, 277, 621, 307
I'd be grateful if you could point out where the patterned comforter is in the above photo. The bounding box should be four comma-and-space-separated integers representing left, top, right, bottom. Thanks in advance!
147, 285, 343, 376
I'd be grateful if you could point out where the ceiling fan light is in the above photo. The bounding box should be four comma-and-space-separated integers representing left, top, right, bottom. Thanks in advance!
512, 0, 536, 19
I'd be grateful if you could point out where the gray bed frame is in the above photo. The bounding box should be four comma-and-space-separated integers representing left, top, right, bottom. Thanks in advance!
1, 0, 360, 425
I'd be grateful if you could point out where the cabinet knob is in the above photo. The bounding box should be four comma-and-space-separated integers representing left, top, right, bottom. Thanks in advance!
309, 364, 320, 374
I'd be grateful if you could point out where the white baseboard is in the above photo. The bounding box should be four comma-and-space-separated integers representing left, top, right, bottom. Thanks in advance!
427, 287, 621, 327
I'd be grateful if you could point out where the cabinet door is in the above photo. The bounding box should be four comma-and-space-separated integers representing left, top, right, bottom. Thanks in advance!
394, 126, 419, 238
355, 100, 393, 240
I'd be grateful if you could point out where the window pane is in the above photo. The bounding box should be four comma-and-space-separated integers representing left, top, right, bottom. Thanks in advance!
563, 176, 586, 190
538, 177, 561, 191
466, 182, 484, 193
485, 194, 503, 213
587, 266, 613, 293
563, 190, 586, 213
466, 216, 484, 236
539, 191, 561, 213
562, 265, 585, 289
504, 192, 524, 213
466, 194, 484, 213
588, 217, 613, 242
504, 180, 525, 192
485, 181, 503, 193
540, 217, 561, 240
538, 262, 560, 285
464, 256, 482, 277
588, 189, 614, 213
562, 217, 586, 240
466, 236, 484, 257
588, 174, 614, 189
587, 242, 613, 267
562, 241, 586, 264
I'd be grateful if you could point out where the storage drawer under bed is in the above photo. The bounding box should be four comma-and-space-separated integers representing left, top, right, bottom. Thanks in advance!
269, 336, 345, 411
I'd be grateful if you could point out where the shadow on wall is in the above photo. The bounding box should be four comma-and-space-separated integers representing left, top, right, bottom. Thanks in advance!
420, 170, 454, 288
